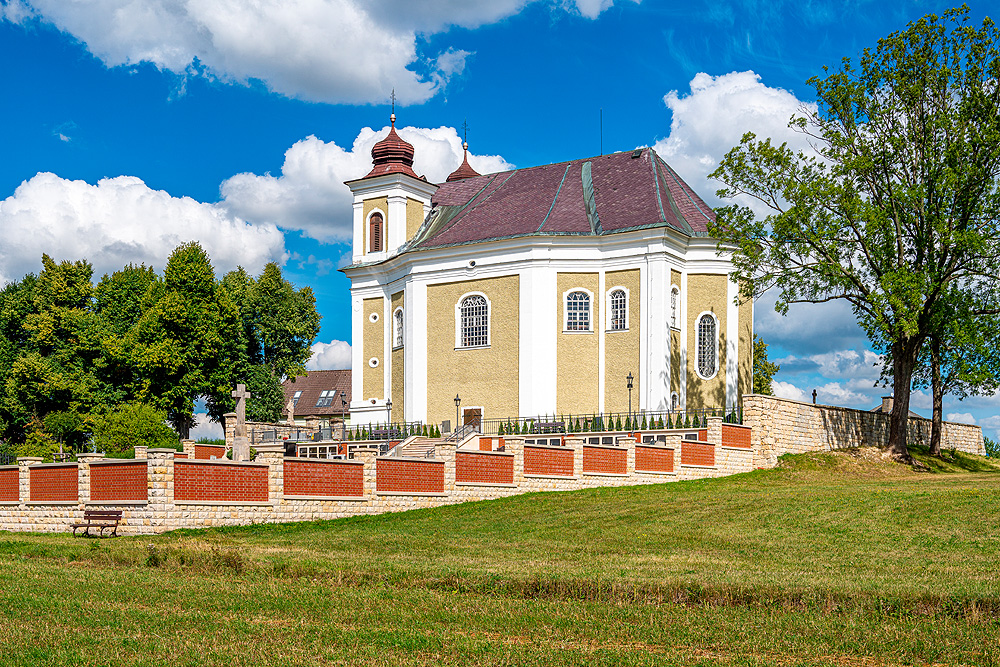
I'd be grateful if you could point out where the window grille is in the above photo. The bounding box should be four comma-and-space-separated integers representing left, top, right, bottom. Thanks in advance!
566, 291, 591, 331
670, 286, 679, 328
369, 213, 383, 252
316, 390, 336, 408
609, 289, 626, 330
460, 295, 489, 347
697, 314, 717, 377
394, 308, 404, 348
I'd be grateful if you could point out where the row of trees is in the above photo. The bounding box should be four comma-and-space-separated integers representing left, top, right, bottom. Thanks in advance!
711, 7, 1000, 460
0, 242, 320, 458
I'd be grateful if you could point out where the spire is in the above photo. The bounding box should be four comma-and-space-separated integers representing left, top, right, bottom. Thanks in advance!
364, 93, 418, 179
446, 120, 481, 182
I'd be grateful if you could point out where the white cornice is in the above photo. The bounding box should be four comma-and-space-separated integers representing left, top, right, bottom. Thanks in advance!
345, 173, 439, 199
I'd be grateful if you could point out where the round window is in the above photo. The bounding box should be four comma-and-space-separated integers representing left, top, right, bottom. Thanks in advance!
369, 312, 379, 323
368, 357, 379, 368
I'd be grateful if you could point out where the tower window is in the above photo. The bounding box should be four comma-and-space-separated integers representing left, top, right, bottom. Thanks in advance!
696, 313, 718, 378
369, 212, 383, 252
565, 291, 591, 331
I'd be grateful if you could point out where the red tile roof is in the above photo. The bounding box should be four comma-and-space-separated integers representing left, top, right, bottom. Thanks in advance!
364, 116, 419, 179
446, 144, 481, 182
406, 148, 714, 251
281, 370, 352, 418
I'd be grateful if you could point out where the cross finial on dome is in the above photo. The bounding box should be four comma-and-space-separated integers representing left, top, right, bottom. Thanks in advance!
390, 88, 396, 125
447, 119, 480, 182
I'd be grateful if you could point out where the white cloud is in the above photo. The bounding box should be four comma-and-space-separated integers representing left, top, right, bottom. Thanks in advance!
190, 412, 224, 441
220, 125, 513, 242
654, 70, 818, 215
0, 172, 286, 284
9, 0, 628, 105
307, 340, 351, 371
946, 412, 977, 425
771, 380, 807, 402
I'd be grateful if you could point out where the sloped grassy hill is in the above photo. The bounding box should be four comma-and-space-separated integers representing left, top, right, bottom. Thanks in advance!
2, 446, 998, 666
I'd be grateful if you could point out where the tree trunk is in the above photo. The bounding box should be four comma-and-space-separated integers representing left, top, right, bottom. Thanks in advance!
887, 338, 918, 463
930, 336, 943, 458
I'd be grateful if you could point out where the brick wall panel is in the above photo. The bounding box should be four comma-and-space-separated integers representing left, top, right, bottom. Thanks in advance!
376, 459, 445, 494
635, 446, 674, 472
90, 462, 148, 502
174, 461, 268, 502
582, 446, 627, 474
722, 424, 752, 449
283, 459, 364, 497
0, 468, 18, 502
194, 444, 227, 460
455, 452, 514, 485
29, 465, 79, 502
681, 442, 715, 467
523, 446, 574, 477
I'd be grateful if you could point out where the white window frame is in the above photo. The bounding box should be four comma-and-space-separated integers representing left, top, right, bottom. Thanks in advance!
694, 311, 720, 380
366, 208, 386, 254
670, 284, 680, 330
605, 286, 629, 332
563, 288, 594, 333
455, 292, 491, 349
670, 391, 680, 411
393, 306, 404, 349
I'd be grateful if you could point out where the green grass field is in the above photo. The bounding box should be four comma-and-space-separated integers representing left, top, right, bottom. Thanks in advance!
2, 446, 999, 666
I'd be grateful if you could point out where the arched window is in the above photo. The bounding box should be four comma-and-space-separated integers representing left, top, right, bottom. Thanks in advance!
670, 285, 680, 328
670, 392, 680, 411
565, 291, 591, 331
369, 212, 383, 252
393, 307, 404, 348
460, 294, 489, 347
609, 289, 627, 331
696, 313, 718, 378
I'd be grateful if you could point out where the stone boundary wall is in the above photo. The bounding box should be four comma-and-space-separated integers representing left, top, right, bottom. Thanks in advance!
743, 394, 986, 467
0, 418, 757, 535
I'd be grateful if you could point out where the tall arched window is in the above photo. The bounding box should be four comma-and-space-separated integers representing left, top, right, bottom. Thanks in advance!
670, 285, 680, 328
460, 295, 489, 347
696, 313, 718, 378
609, 289, 627, 331
393, 307, 404, 348
369, 212, 383, 252
565, 291, 591, 331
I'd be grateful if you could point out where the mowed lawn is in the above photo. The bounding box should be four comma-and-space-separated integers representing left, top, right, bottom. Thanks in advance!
2, 448, 999, 666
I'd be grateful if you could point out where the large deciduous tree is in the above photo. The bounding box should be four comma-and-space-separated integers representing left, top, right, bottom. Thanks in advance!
710, 7, 1000, 460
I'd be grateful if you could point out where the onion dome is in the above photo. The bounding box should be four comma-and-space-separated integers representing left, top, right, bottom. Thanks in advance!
365, 113, 419, 179
446, 141, 481, 182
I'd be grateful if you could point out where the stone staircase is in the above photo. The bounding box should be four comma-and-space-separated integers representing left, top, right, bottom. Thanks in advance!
395, 437, 442, 458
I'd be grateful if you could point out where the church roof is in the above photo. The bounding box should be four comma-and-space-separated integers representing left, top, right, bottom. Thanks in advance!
446, 142, 481, 182
407, 147, 715, 251
364, 115, 420, 179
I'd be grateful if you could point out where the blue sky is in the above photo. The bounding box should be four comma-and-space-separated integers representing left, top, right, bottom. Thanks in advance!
1, 0, 998, 439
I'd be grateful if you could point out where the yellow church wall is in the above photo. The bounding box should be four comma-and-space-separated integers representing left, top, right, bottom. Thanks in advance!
738, 294, 753, 403
603, 269, 641, 414
406, 198, 424, 241
362, 296, 385, 402
670, 329, 681, 398
363, 196, 389, 252
556, 272, 599, 415
426, 275, 519, 429
390, 291, 404, 420
685, 274, 728, 409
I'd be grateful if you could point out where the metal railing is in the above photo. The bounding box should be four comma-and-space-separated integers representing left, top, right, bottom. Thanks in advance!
445, 423, 477, 442
343, 421, 428, 442
479, 406, 742, 436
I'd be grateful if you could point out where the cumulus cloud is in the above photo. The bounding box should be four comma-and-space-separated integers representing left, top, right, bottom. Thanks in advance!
0, 173, 286, 284
307, 340, 352, 371
772, 380, 807, 402
220, 125, 513, 242
8, 0, 629, 105
770, 379, 871, 408
654, 70, 818, 215
946, 412, 977, 425
190, 412, 224, 441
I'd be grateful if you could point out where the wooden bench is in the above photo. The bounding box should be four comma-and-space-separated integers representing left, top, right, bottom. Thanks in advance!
71, 509, 122, 538
530, 421, 565, 434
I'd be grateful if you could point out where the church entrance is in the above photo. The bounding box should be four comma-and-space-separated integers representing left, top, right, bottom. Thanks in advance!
463, 408, 482, 431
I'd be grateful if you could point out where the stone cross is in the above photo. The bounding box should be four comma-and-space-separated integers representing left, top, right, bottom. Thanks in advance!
286, 395, 296, 426
231, 383, 252, 462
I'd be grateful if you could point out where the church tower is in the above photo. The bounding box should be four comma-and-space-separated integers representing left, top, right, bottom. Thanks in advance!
344, 113, 437, 264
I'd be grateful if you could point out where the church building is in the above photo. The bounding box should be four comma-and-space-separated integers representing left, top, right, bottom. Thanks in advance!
341, 115, 752, 428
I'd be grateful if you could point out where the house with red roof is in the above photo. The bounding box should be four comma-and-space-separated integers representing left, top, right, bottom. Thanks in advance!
341, 113, 752, 430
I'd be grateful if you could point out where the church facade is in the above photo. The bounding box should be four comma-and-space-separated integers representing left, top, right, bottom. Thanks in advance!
341, 115, 752, 428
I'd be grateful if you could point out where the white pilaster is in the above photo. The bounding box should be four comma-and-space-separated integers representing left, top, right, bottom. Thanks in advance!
637, 261, 648, 412
519, 263, 557, 417
646, 255, 668, 411
598, 269, 606, 414
407, 281, 428, 423
726, 276, 739, 410
387, 195, 407, 255
680, 270, 688, 409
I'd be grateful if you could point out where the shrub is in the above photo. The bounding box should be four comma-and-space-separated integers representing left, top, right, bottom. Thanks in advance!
91, 403, 178, 458
985, 437, 999, 457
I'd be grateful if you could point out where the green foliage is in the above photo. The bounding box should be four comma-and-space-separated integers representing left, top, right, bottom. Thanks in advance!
615, 416, 622, 431
985, 437, 999, 458
752, 335, 780, 396
242, 365, 284, 423
15, 417, 59, 461
195, 438, 226, 447
640, 415, 647, 430
90, 403, 178, 458
683, 414, 691, 428
433, 425, 440, 438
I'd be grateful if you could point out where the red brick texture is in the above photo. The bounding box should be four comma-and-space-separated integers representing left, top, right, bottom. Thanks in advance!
722, 424, 752, 449
680, 442, 715, 467
175, 452, 189, 459
283, 459, 364, 497
523, 446, 574, 477
582, 446, 627, 475
455, 452, 514, 485
194, 444, 227, 460
90, 462, 148, 502
635, 446, 674, 473
29, 465, 79, 502
698, 429, 708, 441
174, 461, 268, 502
0, 468, 18, 502
376, 459, 445, 494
